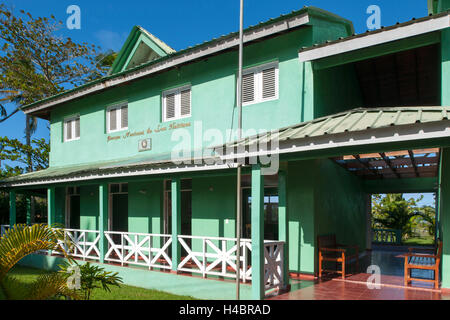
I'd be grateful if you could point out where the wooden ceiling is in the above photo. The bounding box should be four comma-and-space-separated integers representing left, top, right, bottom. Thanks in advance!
332, 148, 440, 180
354, 44, 440, 108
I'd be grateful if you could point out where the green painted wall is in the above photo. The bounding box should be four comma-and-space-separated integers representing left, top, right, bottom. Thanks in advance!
48, 14, 353, 168
287, 160, 316, 274
79, 185, 99, 231
55, 187, 66, 225
314, 63, 363, 118
443, 28, 450, 106
286, 158, 367, 275
314, 159, 367, 257
128, 181, 163, 235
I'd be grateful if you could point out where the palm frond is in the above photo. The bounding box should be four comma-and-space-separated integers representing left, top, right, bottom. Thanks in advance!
0, 224, 70, 280
26, 272, 80, 300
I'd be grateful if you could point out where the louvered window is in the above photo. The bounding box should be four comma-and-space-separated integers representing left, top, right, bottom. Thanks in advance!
64, 116, 80, 142
241, 61, 278, 106
107, 103, 128, 133
163, 85, 191, 121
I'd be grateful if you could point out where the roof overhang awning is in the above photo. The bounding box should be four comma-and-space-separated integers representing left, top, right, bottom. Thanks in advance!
216, 107, 450, 165
0, 157, 238, 188
298, 12, 450, 64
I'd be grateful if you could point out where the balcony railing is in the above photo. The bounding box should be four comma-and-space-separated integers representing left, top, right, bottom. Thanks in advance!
104, 231, 172, 270
1, 225, 285, 292
373, 228, 402, 245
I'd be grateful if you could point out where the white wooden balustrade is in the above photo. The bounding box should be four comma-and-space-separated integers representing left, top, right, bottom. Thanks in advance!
104, 231, 172, 270
55, 229, 101, 261
177, 235, 253, 282
263, 241, 284, 291
1, 224, 285, 292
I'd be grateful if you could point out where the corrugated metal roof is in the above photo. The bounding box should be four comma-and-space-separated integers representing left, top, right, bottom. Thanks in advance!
0, 152, 222, 186
298, 10, 450, 54
226, 106, 450, 148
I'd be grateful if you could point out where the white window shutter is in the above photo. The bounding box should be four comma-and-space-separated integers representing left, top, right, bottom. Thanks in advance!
74, 117, 80, 138
180, 89, 191, 116
65, 121, 72, 141
121, 106, 128, 128
242, 72, 255, 103
262, 67, 276, 99
165, 93, 176, 120
109, 108, 117, 131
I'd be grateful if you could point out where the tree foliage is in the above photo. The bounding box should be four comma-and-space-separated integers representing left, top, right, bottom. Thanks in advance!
372, 194, 436, 239
0, 4, 111, 115
0, 136, 49, 178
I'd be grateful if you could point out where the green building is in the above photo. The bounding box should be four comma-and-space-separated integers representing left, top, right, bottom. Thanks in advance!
2, 1, 450, 300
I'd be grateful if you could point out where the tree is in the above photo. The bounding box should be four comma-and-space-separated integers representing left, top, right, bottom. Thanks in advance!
372, 194, 436, 240
0, 4, 115, 172
0, 224, 78, 300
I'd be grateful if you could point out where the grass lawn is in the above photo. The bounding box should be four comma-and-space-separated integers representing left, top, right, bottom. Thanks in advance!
402, 236, 435, 246
6, 265, 197, 300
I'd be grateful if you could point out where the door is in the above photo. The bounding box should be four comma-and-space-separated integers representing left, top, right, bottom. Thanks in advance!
66, 187, 80, 229
109, 183, 128, 240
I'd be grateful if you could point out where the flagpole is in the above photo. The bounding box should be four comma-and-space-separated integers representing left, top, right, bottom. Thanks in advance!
236, 0, 244, 300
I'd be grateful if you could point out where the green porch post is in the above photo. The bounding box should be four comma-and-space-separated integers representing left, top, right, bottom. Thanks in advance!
26, 196, 32, 226
251, 165, 264, 300
171, 178, 181, 272
440, 148, 450, 289
47, 187, 55, 226
99, 183, 109, 264
9, 190, 16, 227
278, 169, 289, 288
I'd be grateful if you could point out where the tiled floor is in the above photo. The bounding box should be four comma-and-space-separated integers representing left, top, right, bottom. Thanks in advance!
271, 246, 449, 300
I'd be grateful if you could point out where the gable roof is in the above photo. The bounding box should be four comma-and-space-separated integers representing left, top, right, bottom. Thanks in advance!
20, 6, 354, 120
108, 26, 175, 75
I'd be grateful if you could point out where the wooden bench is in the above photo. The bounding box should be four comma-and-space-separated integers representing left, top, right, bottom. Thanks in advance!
318, 234, 359, 279
404, 240, 442, 289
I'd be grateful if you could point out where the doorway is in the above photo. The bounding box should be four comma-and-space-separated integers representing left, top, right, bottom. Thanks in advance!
109, 183, 128, 232
66, 186, 80, 229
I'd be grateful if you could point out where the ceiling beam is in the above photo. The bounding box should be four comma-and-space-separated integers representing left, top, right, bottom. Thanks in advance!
380, 152, 401, 179
354, 155, 383, 179
408, 150, 420, 178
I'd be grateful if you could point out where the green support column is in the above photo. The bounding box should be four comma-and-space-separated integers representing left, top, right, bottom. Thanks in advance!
47, 187, 56, 226
171, 178, 181, 272
99, 183, 109, 264
9, 190, 16, 227
440, 148, 450, 289
278, 170, 289, 288
26, 196, 32, 226
251, 165, 264, 300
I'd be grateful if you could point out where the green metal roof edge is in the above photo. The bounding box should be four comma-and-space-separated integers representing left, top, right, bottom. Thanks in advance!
223, 106, 450, 147
20, 6, 353, 113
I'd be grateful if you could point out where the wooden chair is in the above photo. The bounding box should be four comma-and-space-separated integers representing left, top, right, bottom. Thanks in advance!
404, 240, 442, 289
318, 234, 359, 279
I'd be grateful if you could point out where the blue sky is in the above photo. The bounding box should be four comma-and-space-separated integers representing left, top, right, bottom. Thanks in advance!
0, 1, 435, 206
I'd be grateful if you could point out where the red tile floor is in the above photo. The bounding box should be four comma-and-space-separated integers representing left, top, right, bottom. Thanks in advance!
270, 245, 450, 300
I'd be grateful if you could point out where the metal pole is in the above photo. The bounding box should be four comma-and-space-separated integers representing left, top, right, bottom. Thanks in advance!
236, 0, 244, 300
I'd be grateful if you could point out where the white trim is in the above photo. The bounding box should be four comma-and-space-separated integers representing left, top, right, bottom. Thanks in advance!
24, 13, 310, 115
241, 61, 279, 107
106, 102, 128, 133
298, 14, 450, 62
162, 84, 192, 122
63, 115, 80, 142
